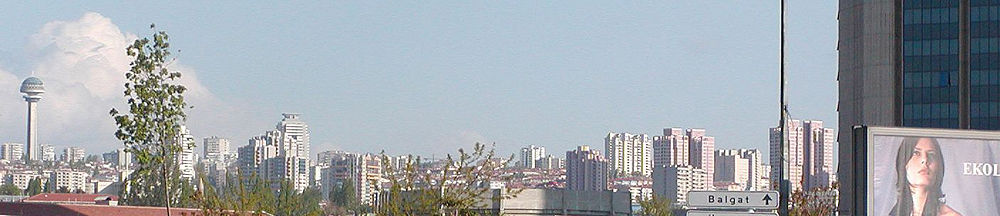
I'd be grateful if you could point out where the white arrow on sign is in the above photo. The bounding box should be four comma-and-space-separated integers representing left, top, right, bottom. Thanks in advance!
687, 210, 778, 216
686, 191, 779, 210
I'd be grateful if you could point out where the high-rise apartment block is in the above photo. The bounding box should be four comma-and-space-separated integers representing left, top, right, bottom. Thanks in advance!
175, 126, 197, 183
41, 144, 54, 161
1, 143, 24, 162
203, 136, 231, 163
237, 114, 311, 192
519, 145, 545, 169
839, 0, 1000, 212
652, 165, 708, 204
102, 148, 132, 171
322, 153, 383, 206
652, 128, 716, 189
653, 128, 689, 167
61, 147, 85, 163
277, 113, 310, 160
770, 119, 834, 192
51, 170, 88, 192
566, 145, 609, 191
605, 133, 652, 177
535, 155, 564, 170
687, 129, 715, 188
714, 149, 767, 191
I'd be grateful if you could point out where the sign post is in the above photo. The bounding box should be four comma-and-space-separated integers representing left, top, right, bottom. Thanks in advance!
686, 211, 779, 216
686, 191, 779, 210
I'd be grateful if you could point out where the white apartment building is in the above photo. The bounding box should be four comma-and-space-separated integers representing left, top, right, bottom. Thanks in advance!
687, 129, 715, 189
566, 145, 609, 191
652, 165, 707, 204
237, 114, 312, 192
653, 128, 688, 167
51, 170, 89, 192
41, 144, 55, 161
203, 136, 231, 163
605, 132, 652, 177
62, 147, 85, 163
770, 119, 835, 192
652, 128, 716, 190
520, 145, 545, 169
322, 153, 383, 206
1, 143, 24, 162
714, 149, 766, 191
174, 126, 197, 183
10, 172, 41, 190
277, 113, 310, 160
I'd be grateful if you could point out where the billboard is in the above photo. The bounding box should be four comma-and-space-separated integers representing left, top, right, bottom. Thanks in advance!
858, 127, 1000, 215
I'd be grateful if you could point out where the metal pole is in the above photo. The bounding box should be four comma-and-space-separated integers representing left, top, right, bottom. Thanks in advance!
778, 0, 790, 215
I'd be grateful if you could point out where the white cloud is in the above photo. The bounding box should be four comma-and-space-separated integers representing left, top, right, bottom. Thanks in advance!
0, 12, 262, 154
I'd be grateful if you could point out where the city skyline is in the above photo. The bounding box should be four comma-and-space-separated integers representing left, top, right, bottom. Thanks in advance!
0, 2, 838, 160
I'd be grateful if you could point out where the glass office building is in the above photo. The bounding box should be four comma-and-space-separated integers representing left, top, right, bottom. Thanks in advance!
839, 0, 1000, 214
900, 0, 1000, 129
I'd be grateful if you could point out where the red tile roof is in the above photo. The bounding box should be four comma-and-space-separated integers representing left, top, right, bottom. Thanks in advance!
0, 202, 204, 216
23, 193, 119, 202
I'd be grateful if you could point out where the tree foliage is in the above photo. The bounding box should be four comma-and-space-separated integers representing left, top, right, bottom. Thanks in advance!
0, 183, 21, 196
327, 178, 358, 214
194, 171, 323, 216
25, 178, 43, 196
789, 181, 839, 216
378, 142, 521, 215
637, 195, 673, 216
109, 24, 193, 208
194, 172, 275, 215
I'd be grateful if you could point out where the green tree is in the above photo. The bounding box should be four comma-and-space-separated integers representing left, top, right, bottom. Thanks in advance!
637, 195, 673, 216
328, 178, 358, 214
378, 142, 521, 215
25, 178, 43, 196
789, 181, 838, 216
56, 186, 70, 193
109, 24, 192, 213
0, 183, 21, 195
43, 178, 55, 193
194, 171, 278, 215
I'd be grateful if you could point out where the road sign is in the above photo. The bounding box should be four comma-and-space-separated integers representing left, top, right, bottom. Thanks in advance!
687, 210, 778, 216
686, 191, 779, 210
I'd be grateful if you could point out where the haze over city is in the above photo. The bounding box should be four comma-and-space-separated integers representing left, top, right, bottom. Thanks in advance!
0, 1, 837, 160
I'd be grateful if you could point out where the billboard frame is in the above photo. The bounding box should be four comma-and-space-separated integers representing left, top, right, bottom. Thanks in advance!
853, 126, 1000, 216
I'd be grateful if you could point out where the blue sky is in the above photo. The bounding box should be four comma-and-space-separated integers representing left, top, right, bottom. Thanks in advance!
0, 1, 838, 159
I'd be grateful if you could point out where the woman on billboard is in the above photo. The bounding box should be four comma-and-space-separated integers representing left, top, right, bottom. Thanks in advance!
890, 137, 962, 216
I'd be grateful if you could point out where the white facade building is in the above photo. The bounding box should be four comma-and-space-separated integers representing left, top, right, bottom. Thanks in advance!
770, 119, 835, 192
10, 172, 41, 190
566, 145, 609, 191
51, 170, 89, 192
237, 114, 312, 192
652, 165, 707, 204
62, 147, 85, 163
714, 149, 766, 191
322, 153, 383, 206
1, 143, 24, 162
653, 128, 689, 167
203, 136, 231, 163
519, 145, 545, 169
605, 132, 652, 177
41, 144, 55, 161
175, 126, 197, 183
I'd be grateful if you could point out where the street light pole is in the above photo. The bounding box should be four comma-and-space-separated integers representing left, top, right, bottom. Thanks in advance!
778, 0, 790, 215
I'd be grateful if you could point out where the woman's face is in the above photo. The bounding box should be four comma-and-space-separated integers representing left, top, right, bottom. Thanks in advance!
906, 138, 940, 188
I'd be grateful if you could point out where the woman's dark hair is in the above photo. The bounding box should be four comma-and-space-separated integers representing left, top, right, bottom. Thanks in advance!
894, 137, 946, 216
